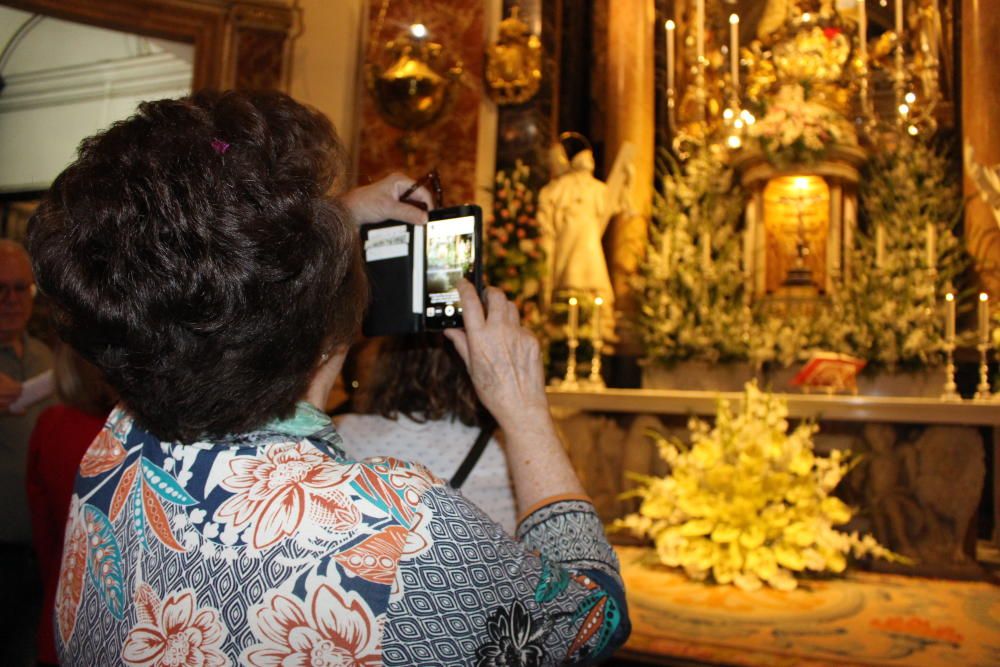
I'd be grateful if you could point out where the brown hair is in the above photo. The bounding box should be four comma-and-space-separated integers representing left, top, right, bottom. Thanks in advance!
54, 344, 117, 417
28, 90, 367, 442
351, 334, 485, 427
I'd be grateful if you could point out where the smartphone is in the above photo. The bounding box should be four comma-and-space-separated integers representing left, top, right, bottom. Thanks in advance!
423, 205, 482, 330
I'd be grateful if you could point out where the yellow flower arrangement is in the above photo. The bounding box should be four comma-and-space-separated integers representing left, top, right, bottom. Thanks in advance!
613, 382, 899, 591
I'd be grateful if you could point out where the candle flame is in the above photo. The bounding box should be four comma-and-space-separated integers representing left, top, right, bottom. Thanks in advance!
729, 13, 739, 25
569, 297, 578, 306
946, 292, 955, 302
980, 292, 989, 302
666, 19, 675, 30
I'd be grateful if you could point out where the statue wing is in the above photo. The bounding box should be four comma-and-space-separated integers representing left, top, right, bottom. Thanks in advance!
605, 141, 637, 217
965, 143, 1000, 220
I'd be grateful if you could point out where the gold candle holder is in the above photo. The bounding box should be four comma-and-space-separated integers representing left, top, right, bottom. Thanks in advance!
974, 342, 992, 400
941, 342, 960, 401
587, 296, 606, 390
562, 296, 580, 389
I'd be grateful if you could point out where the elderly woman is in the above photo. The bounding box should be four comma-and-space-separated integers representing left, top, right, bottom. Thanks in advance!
28, 90, 629, 666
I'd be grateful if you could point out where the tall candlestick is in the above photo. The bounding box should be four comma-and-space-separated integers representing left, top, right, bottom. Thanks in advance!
942, 292, 959, 401
926, 223, 936, 269
592, 296, 602, 343
979, 292, 990, 344
696, 0, 705, 68
729, 14, 740, 91
568, 296, 579, 336
665, 20, 676, 95
858, 0, 867, 63
945, 292, 956, 343
588, 296, 606, 388
894, 0, 905, 114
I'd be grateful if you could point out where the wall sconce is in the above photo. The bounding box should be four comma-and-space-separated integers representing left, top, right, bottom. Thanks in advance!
365, 23, 463, 163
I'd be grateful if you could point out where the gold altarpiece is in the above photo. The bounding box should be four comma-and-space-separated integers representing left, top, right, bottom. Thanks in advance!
735, 145, 867, 303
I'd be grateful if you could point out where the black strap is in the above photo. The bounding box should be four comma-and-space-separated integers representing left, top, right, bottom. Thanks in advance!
450, 417, 497, 489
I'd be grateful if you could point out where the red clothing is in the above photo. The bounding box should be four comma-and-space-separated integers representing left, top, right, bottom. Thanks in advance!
26, 404, 106, 666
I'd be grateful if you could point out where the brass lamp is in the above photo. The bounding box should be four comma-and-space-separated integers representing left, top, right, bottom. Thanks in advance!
365, 23, 462, 163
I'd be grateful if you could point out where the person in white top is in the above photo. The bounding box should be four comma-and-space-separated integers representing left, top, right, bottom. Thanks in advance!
335, 333, 518, 533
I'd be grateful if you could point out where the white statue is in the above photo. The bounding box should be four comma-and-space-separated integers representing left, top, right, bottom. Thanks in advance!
538, 135, 634, 341
965, 142, 1000, 229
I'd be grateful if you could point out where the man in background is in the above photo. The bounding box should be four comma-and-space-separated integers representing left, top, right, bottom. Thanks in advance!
0, 238, 54, 666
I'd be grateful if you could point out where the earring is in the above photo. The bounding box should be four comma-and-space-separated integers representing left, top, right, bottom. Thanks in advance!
320, 351, 330, 362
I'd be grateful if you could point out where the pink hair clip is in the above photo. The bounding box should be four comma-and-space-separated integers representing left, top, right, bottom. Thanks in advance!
211, 138, 231, 155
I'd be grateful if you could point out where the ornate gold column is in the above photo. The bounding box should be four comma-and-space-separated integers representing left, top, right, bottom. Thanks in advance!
962, 0, 1000, 295
605, 0, 656, 351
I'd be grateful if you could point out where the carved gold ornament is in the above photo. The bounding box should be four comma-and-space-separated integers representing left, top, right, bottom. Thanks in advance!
485, 6, 542, 106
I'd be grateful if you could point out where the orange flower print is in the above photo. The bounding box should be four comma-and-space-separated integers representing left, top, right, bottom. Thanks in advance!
55, 499, 86, 645
215, 442, 354, 549
244, 583, 381, 666
122, 585, 228, 666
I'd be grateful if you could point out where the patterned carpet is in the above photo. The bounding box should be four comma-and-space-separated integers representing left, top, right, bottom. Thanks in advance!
613, 546, 1000, 667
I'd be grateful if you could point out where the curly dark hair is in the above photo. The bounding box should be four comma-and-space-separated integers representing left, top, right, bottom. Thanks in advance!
27, 90, 367, 442
350, 334, 486, 427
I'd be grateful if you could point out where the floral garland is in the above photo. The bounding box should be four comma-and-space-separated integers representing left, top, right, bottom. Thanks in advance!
633, 146, 751, 364
847, 135, 969, 368
612, 382, 900, 591
633, 135, 966, 370
485, 161, 546, 331
747, 84, 857, 166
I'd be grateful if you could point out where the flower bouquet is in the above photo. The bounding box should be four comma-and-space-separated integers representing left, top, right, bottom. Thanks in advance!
485, 161, 546, 332
612, 382, 899, 591
748, 84, 857, 165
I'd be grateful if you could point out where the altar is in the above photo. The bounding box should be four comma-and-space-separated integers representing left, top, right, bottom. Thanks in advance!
612, 544, 1000, 666
547, 386, 998, 569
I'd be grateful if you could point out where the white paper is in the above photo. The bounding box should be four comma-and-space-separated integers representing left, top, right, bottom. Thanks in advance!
8, 369, 54, 413
413, 225, 425, 313
365, 224, 408, 240
365, 244, 409, 262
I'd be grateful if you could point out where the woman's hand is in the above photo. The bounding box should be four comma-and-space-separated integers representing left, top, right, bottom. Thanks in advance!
443, 280, 549, 430
341, 173, 434, 226
445, 279, 585, 512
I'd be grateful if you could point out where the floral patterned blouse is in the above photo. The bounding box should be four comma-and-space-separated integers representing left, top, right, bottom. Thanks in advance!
55, 403, 630, 665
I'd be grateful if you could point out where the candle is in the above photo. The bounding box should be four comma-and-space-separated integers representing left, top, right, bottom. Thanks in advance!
701, 231, 712, 272
875, 224, 885, 268
665, 20, 676, 96
593, 296, 603, 343
696, 0, 705, 68
979, 292, 990, 343
895, 0, 903, 39
743, 226, 753, 280
858, 0, 867, 64
926, 223, 936, 269
568, 296, 579, 339
729, 14, 740, 91
945, 292, 955, 343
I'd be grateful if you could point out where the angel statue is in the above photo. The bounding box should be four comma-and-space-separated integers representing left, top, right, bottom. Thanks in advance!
965, 142, 1000, 229
537, 132, 635, 342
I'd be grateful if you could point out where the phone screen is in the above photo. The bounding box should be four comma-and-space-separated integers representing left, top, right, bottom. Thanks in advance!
424, 213, 477, 329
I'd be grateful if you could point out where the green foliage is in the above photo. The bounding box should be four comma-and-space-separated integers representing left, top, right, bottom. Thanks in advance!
633, 135, 967, 370
485, 161, 546, 332
847, 135, 969, 368
634, 146, 751, 364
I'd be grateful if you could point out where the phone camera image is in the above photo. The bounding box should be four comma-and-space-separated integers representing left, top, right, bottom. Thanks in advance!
425, 215, 476, 327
